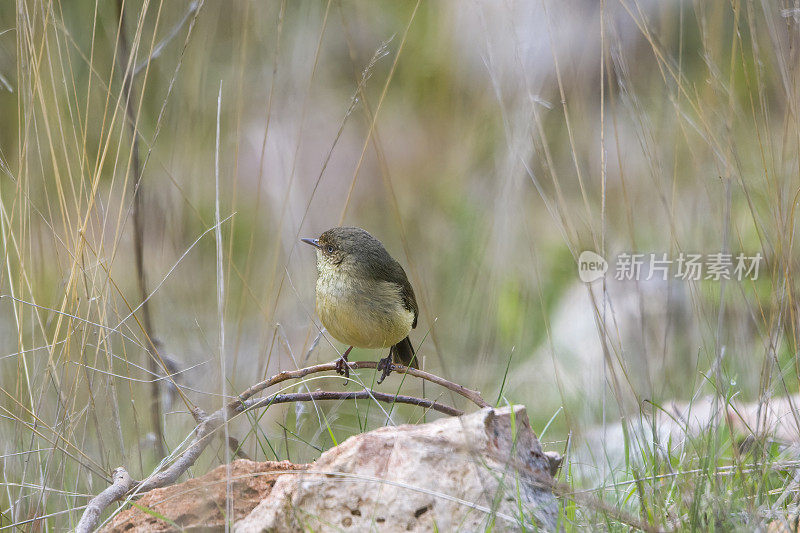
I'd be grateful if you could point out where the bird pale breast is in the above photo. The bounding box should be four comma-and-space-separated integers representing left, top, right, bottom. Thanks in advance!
316, 267, 414, 349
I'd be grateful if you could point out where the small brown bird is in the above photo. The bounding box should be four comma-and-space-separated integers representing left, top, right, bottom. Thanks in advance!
302, 227, 418, 383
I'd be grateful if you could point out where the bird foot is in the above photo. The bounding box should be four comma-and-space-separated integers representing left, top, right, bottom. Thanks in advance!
335, 347, 353, 380
376, 356, 393, 384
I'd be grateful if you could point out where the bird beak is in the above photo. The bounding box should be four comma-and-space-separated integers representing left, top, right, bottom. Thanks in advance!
301, 238, 321, 249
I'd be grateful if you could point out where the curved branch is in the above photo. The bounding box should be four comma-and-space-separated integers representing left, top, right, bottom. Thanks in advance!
75, 468, 135, 533
138, 408, 223, 493
76, 408, 223, 532
231, 360, 489, 411
241, 390, 463, 417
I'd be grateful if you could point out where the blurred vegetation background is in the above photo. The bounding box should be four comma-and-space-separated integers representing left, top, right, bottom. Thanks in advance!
1, 0, 799, 529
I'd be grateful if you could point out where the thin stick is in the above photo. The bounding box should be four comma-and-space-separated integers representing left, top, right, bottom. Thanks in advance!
75, 467, 135, 533
115, 0, 165, 459
241, 390, 463, 417
231, 360, 489, 411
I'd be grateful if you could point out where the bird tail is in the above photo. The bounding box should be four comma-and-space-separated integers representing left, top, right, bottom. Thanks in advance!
390, 336, 417, 369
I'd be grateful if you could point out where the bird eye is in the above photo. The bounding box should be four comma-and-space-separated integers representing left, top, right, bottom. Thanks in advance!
326, 245, 334, 253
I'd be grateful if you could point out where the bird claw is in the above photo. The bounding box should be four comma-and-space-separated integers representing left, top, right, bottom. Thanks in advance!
376, 356, 393, 384
335, 347, 352, 380
335, 357, 350, 379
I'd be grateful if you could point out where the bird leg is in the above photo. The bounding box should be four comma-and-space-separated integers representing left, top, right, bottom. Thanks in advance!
376, 355, 393, 384
335, 346, 353, 378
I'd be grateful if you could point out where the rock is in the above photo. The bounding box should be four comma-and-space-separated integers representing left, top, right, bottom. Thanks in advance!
102, 460, 308, 532
236, 406, 558, 532
768, 516, 800, 532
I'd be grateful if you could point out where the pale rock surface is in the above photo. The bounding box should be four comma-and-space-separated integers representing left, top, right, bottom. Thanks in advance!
236, 406, 558, 532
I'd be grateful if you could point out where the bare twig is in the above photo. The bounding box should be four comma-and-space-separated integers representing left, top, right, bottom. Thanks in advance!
76, 362, 480, 531
116, 0, 166, 458
138, 408, 224, 493
75, 468, 135, 533
231, 360, 489, 411
241, 390, 464, 417
76, 408, 222, 533
227, 436, 252, 460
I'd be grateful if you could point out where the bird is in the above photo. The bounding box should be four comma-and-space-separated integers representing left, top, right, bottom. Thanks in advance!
301, 226, 418, 383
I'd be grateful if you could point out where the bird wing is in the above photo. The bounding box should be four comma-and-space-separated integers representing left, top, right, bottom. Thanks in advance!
373, 257, 418, 329
398, 269, 418, 329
